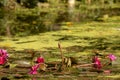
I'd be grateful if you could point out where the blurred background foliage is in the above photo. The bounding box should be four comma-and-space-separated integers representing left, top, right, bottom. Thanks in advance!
0, 0, 120, 37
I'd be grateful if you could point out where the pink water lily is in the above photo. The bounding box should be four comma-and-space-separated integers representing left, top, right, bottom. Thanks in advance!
29, 64, 40, 75
92, 56, 102, 69
108, 54, 117, 61
0, 49, 8, 65
29, 56, 45, 75
0, 49, 8, 58
0, 56, 6, 65
36, 56, 44, 63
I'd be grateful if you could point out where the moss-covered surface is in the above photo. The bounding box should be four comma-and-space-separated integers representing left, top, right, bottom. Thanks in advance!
0, 16, 120, 79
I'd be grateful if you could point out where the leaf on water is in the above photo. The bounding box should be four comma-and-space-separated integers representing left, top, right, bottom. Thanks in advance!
39, 63, 47, 71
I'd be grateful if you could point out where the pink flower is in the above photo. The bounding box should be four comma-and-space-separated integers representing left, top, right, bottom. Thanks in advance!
0, 49, 8, 65
108, 54, 117, 61
0, 56, 6, 65
29, 64, 40, 75
92, 56, 102, 69
29, 56, 45, 75
36, 56, 44, 63
0, 49, 8, 59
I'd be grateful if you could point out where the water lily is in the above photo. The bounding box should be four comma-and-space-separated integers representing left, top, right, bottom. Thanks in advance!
0, 49, 8, 65
36, 56, 44, 63
92, 56, 102, 69
29, 64, 40, 75
0, 56, 6, 65
108, 54, 117, 61
0, 49, 8, 58
29, 56, 45, 75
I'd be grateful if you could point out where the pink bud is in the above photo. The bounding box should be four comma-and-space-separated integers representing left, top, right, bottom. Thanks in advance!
36, 56, 44, 63
92, 56, 102, 69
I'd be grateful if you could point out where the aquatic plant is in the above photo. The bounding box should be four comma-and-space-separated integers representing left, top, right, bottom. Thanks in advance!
108, 54, 117, 61
0, 49, 8, 65
29, 56, 45, 75
29, 64, 40, 74
36, 56, 44, 63
92, 56, 102, 69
